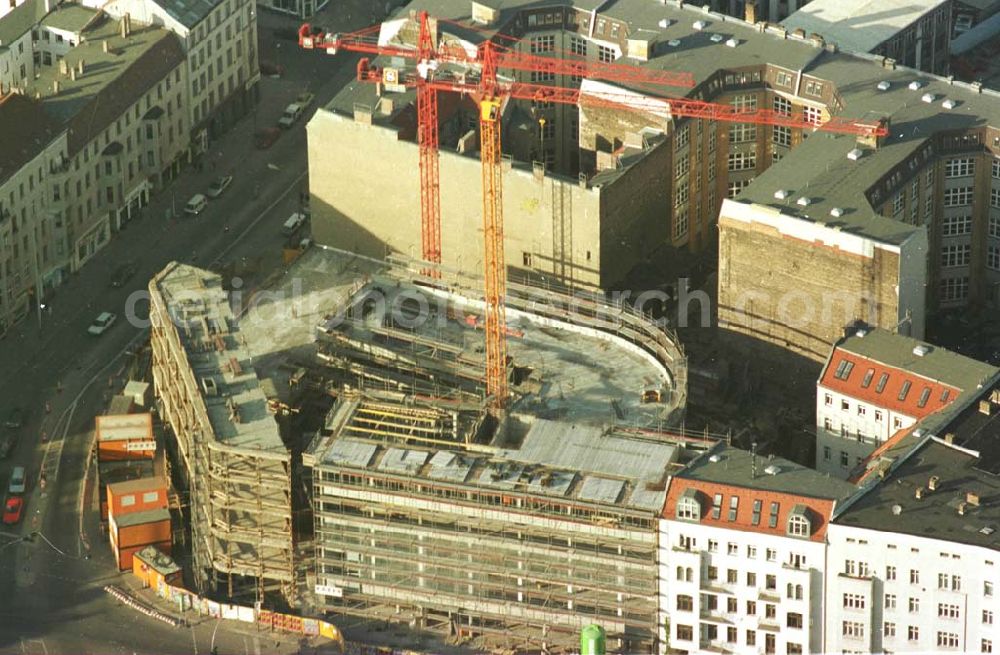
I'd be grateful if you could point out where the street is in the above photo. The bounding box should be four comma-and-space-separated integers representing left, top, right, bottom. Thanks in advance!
0, 4, 374, 652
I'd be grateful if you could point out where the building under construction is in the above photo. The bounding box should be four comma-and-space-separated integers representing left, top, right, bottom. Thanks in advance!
149, 263, 295, 601
286, 248, 692, 653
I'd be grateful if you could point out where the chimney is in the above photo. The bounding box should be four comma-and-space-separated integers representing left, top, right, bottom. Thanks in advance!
43, 0, 50, 13
70, 68, 76, 81
77, 59, 84, 76
980, 399, 992, 415
121, 18, 127, 38
958, 501, 968, 515
928, 476, 940, 491
944, 433, 955, 444
915, 487, 925, 500
966, 491, 981, 507
857, 117, 890, 150
745, 0, 757, 23
102, 40, 110, 53
124, 13, 132, 37
52, 80, 60, 95
59, 59, 68, 76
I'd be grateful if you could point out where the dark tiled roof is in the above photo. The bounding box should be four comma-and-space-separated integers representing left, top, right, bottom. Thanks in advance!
0, 93, 63, 186
153, 0, 219, 29
0, 0, 48, 45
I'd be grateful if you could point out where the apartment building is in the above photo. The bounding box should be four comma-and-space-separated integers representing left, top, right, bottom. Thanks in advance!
782, 0, 952, 74
0, 93, 67, 332
659, 444, 855, 655
91, 0, 260, 149
0, 0, 43, 91
815, 326, 999, 477
24, 12, 188, 271
256, 0, 327, 21
826, 436, 1000, 654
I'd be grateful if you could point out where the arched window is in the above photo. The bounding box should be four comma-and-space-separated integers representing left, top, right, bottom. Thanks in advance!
795, 584, 804, 600
676, 493, 701, 520
787, 508, 812, 537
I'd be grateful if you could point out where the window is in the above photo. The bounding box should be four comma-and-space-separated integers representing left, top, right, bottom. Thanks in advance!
747, 600, 757, 615
908, 626, 919, 641
708, 539, 719, 553
824, 393, 833, 406
121, 495, 136, 507
990, 216, 1000, 239
875, 409, 884, 422
772, 125, 791, 147
840, 451, 849, 467
804, 80, 823, 97
711, 493, 723, 519
747, 572, 757, 587
727, 569, 738, 585
751, 500, 762, 526
984, 639, 994, 654
765, 603, 776, 619
729, 123, 757, 143
992, 188, 1000, 209
942, 214, 972, 236
597, 44, 615, 63
893, 192, 904, 216
727, 179, 753, 198
773, 95, 792, 116
727, 627, 737, 643
676, 625, 693, 641
952, 575, 961, 591
676, 495, 700, 520
987, 581, 995, 597
845, 560, 857, 576
731, 94, 757, 111
530, 70, 555, 83
708, 566, 718, 580
676, 594, 693, 611
834, 359, 855, 379
843, 593, 865, 609
876, 372, 889, 393
945, 157, 975, 178
898, 380, 911, 401
938, 603, 960, 618
909, 597, 920, 613
775, 71, 793, 87
885, 593, 896, 609
747, 544, 757, 558
984, 609, 994, 625
675, 124, 689, 149
766, 548, 777, 562
142, 491, 159, 503
727, 542, 738, 556
786, 613, 803, 629
728, 151, 757, 171
746, 630, 756, 646
530, 35, 554, 53
727, 495, 739, 521
842, 621, 864, 639
765, 574, 776, 590
675, 155, 689, 179
938, 632, 960, 649
884, 622, 896, 638
910, 569, 920, 584
857, 404, 867, 417
787, 514, 810, 537
943, 187, 973, 207
941, 244, 971, 267
941, 277, 970, 302
570, 36, 586, 56
823, 446, 831, 460
803, 106, 822, 126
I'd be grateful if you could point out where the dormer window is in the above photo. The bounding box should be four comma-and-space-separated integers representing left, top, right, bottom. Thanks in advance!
676, 488, 701, 520
787, 505, 812, 538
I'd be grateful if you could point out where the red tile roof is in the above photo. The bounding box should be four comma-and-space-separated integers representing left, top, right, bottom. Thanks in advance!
663, 479, 837, 542
819, 350, 960, 420
848, 425, 914, 484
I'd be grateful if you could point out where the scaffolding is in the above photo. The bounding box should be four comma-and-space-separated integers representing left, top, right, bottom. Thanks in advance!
149, 263, 295, 603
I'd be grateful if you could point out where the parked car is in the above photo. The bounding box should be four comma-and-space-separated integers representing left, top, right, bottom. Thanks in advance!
255, 128, 281, 150
8, 466, 25, 495
296, 91, 315, 108
184, 194, 208, 215
88, 311, 118, 336
110, 261, 138, 288
3, 407, 23, 429
282, 212, 308, 236
2, 496, 23, 525
206, 175, 233, 198
278, 103, 304, 128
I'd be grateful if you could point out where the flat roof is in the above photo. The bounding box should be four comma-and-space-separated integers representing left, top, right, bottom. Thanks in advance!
40, 2, 97, 32
837, 438, 1000, 550
115, 507, 170, 527
134, 545, 181, 576
96, 413, 153, 442
0, 0, 47, 45
107, 477, 165, 495
153, 263, 286, 452
311, 417, 678, 512
781, 0, 949, 53
326, 0, 1000, 245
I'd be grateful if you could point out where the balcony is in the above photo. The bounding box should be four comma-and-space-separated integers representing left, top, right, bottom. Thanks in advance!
698, 609, 734, 625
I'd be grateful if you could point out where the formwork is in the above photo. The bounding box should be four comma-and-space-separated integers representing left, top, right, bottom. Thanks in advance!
149, 262, 295, 602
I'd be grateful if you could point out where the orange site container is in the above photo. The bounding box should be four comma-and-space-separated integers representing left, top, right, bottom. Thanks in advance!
106, 478, 167, 520
96, 413, 155, 462
109, 508, 171, 549
132, 545, 182, 588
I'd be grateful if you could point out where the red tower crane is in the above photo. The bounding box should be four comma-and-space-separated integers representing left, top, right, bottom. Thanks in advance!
299, 14, 888, 411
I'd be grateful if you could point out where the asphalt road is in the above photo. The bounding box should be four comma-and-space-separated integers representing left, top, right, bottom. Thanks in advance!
0, 7, 368, 652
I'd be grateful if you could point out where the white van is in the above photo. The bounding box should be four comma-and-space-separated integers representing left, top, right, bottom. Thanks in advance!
282, 212, 307, 236
8, 466, 25, 494
278, 103, 303, 128
184, 194, 208, 216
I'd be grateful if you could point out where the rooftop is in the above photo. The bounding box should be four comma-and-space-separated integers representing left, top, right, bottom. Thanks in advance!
153, 0, 220, 29
133, 545, 181, 576
0, 0, 48, 46
26, 14, 184, 153
95, 413, 153, 442
836, 438, 1000, 550
665, 443, 857, 542
107, 477, 165, 495
114, 507, 170, 528
40, 2, 97, 32
329, 0, 1000, 245
153, 262, 286, 452
821, 327, 1000, 422
0, 93, 63, 187
781, 0, 948, 54
310, 416, 681, 512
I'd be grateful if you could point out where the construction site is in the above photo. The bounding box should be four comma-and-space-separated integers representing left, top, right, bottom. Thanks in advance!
146, 242, 692, 650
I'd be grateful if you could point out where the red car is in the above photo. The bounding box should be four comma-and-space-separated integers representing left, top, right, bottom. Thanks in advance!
2, 496, 23, 525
